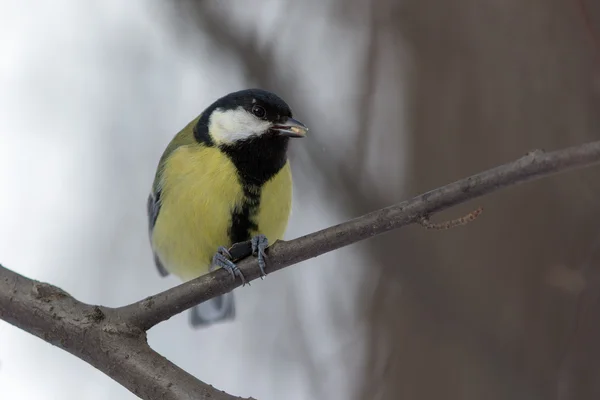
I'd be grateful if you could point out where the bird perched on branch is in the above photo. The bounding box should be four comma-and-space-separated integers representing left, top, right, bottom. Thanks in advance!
147, 89, 308, 327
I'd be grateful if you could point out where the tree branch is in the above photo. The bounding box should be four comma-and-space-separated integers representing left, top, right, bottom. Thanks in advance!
2, 140, 600, 399
0, 266, 252, 400
120, 141, 600, 328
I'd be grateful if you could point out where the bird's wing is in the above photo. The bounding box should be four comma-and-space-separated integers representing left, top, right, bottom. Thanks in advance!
147, 115, 202, 277
147, 189, 170, 277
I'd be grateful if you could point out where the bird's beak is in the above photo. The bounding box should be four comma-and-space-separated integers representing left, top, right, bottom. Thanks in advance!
271, 117, 308, 138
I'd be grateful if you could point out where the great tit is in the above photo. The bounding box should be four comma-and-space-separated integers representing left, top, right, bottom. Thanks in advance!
147, 89, 307, 327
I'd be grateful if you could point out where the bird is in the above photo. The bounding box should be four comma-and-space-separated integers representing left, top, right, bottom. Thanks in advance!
147, 89, 307, 327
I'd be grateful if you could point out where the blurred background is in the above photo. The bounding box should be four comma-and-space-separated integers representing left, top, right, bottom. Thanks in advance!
0, 0, 599, 399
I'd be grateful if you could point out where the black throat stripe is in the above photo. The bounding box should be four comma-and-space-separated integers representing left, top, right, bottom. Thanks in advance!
220, 134, 289, 244
229, 184, 261, 243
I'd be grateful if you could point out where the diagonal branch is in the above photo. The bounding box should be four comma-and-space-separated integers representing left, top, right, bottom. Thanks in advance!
2, 140, 600, 399
119, 141, 600, 329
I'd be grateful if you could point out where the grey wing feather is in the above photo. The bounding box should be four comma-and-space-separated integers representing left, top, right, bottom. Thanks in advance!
147, 191, 170, 277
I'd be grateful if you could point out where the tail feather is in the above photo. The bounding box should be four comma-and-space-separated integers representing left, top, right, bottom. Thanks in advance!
189, 292, 235, 327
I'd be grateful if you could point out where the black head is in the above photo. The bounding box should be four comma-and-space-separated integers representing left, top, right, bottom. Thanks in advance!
216, 89, 292, 123
194, 89, 308, 146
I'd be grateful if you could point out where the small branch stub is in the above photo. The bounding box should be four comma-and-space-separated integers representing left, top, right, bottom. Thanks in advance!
420, 207, 484, 230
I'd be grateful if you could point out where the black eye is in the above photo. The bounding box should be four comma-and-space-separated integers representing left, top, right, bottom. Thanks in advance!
251, 105, 266, 119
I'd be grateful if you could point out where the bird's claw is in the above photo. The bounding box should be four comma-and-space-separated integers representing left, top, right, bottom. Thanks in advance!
251, 234, 269, 278
212, 246, 247, 286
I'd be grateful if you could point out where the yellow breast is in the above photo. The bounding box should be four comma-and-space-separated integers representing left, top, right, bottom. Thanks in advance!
151, 144, 292, 281
253, 160, 293, 242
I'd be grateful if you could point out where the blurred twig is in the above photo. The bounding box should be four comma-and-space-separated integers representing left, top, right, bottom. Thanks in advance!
353, 3, 380, 172
2, 141, 600, 400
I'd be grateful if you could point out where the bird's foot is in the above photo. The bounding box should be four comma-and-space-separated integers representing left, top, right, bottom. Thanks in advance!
211, 246, 247, 286
251, 234, 269, 278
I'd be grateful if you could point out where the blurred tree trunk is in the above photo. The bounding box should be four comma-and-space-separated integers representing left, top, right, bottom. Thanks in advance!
360, 1, 600, 399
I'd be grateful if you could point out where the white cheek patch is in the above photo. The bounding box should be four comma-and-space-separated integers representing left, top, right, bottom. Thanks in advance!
208, 107, 272, 144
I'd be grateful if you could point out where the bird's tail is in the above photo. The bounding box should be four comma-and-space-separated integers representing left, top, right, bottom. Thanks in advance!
189, 292, 235, 327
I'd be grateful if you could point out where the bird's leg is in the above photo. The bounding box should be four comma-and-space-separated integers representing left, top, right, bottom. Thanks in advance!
251, 234, 269, 278
211, 246, 247, 286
